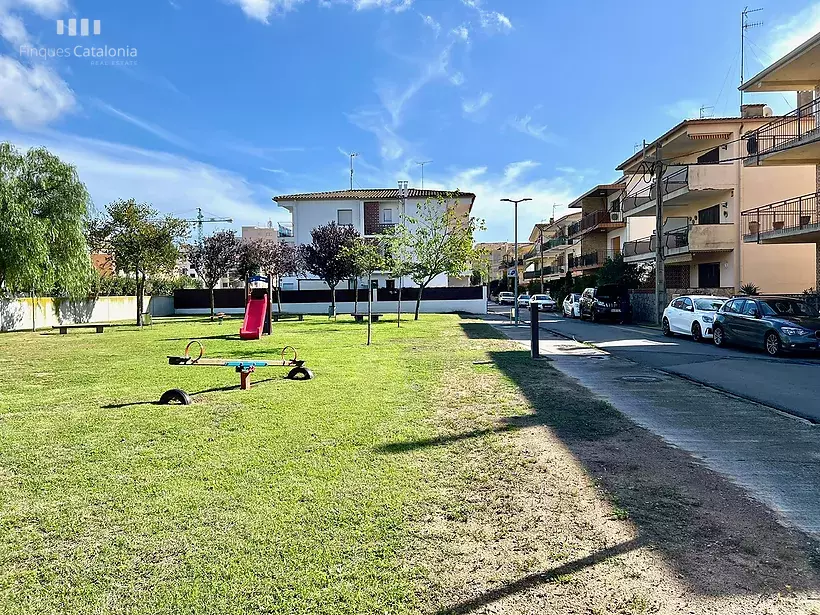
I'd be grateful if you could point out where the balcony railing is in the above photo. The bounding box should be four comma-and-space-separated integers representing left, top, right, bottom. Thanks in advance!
278, 222, 294, 238
523, 269, 540, 280
624, 222, 734, 258
623, 166, 689, 213
541, 236, 568, 251
741, 192, 820, 239
568, 250, 620, 270
744, 98, 820, 162
568, 209, 625, 237
364, 222, 398, 235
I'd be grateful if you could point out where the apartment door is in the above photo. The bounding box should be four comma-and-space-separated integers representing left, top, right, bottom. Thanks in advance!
698, 262, 721, 288
698, 204, 720, 225
611, 236, 621, 256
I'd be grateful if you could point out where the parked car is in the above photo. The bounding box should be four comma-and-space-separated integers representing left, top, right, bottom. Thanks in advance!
529, 294, 557, 312
662, 295, 726, 342
713, 296, 820, 357
497, 292, 514, 305
562, 293, 581, 318
517, 294, 531, 308
579, 286, 632, 323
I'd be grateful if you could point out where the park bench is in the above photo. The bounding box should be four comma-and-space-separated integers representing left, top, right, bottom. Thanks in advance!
53, 323, 111, 335
351, 313, 383, 322
272, 313, 307, 322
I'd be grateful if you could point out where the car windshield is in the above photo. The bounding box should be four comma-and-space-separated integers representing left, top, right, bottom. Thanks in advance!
759, 299, 818, 318
694, 298, 725, 311
532, 295, 547, 301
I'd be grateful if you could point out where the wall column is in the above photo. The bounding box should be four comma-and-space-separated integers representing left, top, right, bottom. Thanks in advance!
816, 243, 820, 292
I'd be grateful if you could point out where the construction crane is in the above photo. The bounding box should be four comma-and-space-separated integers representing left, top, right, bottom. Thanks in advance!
185, 208, 234, 243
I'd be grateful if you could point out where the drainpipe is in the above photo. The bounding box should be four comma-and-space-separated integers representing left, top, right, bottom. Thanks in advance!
734, 125, 743, 292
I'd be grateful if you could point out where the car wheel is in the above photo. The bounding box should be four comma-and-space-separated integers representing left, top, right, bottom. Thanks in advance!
691, 322, 703, 342
713, 325, 726, 347
765, 331, 782, 357
662, 317, 672, 337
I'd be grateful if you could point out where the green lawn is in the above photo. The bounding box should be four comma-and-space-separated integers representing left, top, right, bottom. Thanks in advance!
0, 315, 469, 615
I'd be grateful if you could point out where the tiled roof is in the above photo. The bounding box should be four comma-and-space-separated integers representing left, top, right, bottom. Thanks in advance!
273, 188, 476, 202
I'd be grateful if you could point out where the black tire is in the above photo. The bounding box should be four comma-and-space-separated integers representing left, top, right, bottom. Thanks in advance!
765, 331, 782, 357
691, 322, 703, 342
661, 317, 672, 337
159, 389, 192, 405
287, 367, 314, 381
713, 325, 726, 348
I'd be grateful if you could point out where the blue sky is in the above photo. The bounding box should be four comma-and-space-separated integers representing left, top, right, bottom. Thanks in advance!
1, 0, 819, 240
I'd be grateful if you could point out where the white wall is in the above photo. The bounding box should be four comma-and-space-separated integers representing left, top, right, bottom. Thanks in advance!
0, 296, 175, 332
176, 298, 487, 316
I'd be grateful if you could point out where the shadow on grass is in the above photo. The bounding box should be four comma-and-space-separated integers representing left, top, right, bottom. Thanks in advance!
458, 322, 507, 340
160, 334, 239, 342
438, 538, 645, 615
101, 378, 280, 408
388, 320, 820, 608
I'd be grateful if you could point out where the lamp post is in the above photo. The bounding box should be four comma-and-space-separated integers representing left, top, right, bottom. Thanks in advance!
501, 197, 532, 325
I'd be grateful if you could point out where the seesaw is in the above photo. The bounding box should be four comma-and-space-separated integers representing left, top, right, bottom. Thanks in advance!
159, 340, 314, 405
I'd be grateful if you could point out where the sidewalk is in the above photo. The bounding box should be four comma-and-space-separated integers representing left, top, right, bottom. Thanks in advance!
485, 316, 820, 538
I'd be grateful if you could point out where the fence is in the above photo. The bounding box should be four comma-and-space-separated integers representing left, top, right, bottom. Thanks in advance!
0, 295, 174, 332
741, 192, 820, 239
173, 286, 488, 316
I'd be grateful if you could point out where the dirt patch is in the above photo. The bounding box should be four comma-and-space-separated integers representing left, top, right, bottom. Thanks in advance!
403, 331, 820, 614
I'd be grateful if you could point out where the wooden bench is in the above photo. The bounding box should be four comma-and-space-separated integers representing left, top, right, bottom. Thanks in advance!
351, 313, 383, 322
272, 313, 306, 322
53, 323, 111, 335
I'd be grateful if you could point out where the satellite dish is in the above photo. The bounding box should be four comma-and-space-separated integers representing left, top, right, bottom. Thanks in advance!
763, 105, 774, 117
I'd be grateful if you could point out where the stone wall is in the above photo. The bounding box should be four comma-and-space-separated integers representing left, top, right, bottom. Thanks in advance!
629, 287, 735, 324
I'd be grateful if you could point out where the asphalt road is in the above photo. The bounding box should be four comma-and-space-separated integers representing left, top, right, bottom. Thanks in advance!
488, 304, 820, 423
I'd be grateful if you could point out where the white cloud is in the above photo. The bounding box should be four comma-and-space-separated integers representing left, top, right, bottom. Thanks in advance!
462, 91, 492, 115
502, 160, 539, 184
420, 13, 440, 35
0, 130, 286, 226
93, 100, 191, 150
663, 99, 703, 121
505, 114, 558, 143
449, 71, 465, 86
451, 25, 469, 41
230, 0, 411, 22
766, 3, 820, 62
0, 13, 28, 46
460, 0, 512, 32
0, 56, 76, 128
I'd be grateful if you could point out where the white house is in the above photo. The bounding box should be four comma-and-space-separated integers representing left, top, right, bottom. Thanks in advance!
273, 188, 476, 290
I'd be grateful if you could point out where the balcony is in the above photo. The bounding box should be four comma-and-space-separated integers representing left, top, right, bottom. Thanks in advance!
624, 223, 736, 263
567, 209, 625, 238
741, 192, 820, 244
623, 165, 735, 216
541, 235, 569, 251
744, 98, 820, 166
568, 250, 619, 271
364, 222, 398, 236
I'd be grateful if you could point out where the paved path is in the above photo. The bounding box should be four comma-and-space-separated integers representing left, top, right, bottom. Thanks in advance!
489, 305, 820, 423
486, 317, 820, 539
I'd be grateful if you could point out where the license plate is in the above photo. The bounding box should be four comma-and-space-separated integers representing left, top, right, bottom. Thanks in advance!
612, 308, 621, 313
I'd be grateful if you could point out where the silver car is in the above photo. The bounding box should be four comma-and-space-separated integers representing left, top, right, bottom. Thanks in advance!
530, 294, 557, 311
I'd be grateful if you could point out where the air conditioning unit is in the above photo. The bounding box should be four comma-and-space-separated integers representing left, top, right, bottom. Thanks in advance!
610, 211, 622, 223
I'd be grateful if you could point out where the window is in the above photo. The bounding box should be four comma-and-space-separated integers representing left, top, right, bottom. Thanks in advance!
672, 298, 686, 309
698, 204, 720, 225
696, 147, 720, 164
724, 299, 746, 314
681, 297, 693, 311
610, 197, 621, 213
337, 209, 353, 226
743, 301, 759, 317
666, 264, 690, 288
383, 208, 393, 223
698, 262, 721, 288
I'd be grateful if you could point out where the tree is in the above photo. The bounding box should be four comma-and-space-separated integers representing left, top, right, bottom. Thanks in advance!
236, 238, 300, 312
382, 225, 413, 327
89, 200, 188, 325
188, 230, 240, 320
298, 222, 360, 316
597, 253, 649, 289
0, 142, 93, 298
388, 193, 484, 320
341, 239, 384, 345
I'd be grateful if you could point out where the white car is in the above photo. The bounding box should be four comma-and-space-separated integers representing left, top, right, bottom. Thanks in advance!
662, 295, 727, 341
562, 293, 581, 318
517, 294, 531, 308
530, 294, 557, 311
497, 292, 515, 305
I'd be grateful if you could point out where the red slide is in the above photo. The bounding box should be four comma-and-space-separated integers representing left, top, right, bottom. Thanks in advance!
240, 293, 268, 340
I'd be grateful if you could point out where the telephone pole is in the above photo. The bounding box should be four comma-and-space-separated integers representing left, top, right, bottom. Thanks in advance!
652, 143, 666, 325
740, 7, 763, 109
349, 152, 358, 190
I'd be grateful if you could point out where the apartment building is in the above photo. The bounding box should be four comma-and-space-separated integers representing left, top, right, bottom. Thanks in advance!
740, 30, 820, 292
616, 113, 817, 294
522, 213, 581, 288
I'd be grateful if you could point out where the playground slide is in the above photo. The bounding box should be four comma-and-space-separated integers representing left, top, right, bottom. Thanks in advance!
239, 293, 268, 340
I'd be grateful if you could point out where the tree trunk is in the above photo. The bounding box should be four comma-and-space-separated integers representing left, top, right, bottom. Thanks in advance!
209, 286, 215, 320
414, 284, 424, 321
136, 273, 144, 327
367, 274, 372, 346
330, 285, 336, 319
397, 281, 402, 328
276, 286, 282, 313
353, 278, 359, 315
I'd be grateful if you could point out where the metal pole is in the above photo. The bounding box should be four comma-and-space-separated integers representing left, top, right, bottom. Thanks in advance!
530, 301, 540, 358
539, 227, 544, 294
654, 143, 666, 325
514, 201, 519, 325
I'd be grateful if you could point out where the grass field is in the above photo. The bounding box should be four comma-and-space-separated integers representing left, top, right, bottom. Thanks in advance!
2, 314, 819, 615
0, 315, 468, 614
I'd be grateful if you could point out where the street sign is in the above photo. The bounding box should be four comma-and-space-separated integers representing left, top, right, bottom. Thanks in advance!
249, 275, 269, 283
508, 267, 517, 277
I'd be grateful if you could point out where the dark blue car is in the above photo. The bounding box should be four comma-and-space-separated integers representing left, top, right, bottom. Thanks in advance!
713, 296, 820, 357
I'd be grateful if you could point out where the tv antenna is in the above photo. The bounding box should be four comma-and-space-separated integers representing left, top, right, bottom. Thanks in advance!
349, 152, 358, 190
416, 160, 432, 189
699, 105, 714, 118
740, 7, 763, 108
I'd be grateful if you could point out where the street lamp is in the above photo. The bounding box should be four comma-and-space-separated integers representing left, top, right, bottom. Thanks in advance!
501, 197, 532, 325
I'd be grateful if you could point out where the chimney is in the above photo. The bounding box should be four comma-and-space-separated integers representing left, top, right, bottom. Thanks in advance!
741, 103, 766, 118
797, 91, 814, 108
